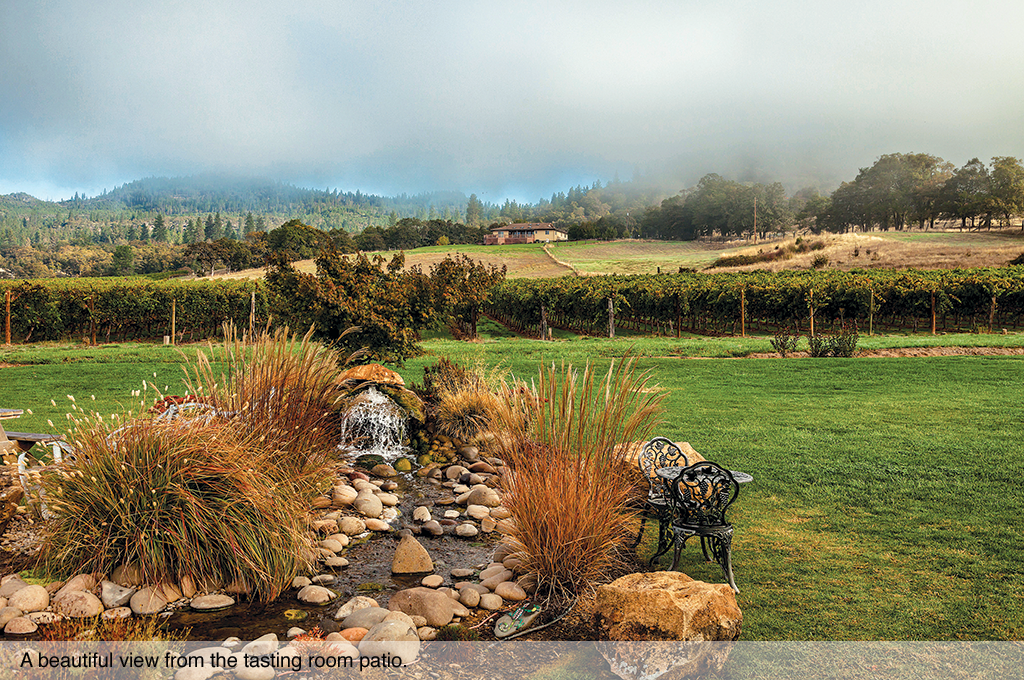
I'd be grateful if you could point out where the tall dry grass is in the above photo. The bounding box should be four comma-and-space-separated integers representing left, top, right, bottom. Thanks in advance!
41, 418, 315, 601
491, 358, 665, 599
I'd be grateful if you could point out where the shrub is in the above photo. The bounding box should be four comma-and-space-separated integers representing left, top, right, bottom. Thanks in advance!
770, 327, 800, 357
807, 322, 859, 358
491, 358, 665, 599
811, 254, 830, 269
433, 388, 502, 443
41, 418, 318, 602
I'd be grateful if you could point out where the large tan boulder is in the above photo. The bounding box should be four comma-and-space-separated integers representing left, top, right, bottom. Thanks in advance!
594, 572, 740, 680
594, 572, 741, 641
337, 364, 405, 387
387, 587, 456, 628
392, 534, 433, 574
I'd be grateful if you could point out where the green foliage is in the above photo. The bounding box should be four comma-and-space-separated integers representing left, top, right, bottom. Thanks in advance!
808, 322, 859, 357
435, 625, 481, 641
770, 327, 800, 356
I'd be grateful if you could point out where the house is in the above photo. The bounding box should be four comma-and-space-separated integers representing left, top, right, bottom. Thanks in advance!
484, 223, 568, 245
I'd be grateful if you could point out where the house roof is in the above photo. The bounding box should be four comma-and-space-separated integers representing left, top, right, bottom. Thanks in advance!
488, 222, 566, 234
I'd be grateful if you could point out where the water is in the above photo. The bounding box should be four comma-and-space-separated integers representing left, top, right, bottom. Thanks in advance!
339, 387, 409, 462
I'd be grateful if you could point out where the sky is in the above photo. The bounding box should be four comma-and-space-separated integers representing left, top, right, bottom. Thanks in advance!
2, 0, 1023, 204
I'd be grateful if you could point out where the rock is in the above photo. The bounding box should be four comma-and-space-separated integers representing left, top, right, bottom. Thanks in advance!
383, 610, 416, 628
157, 582, 184, 602
112, 563, 145, 587
0, 579, 27, 598
292, 576, 312, 588
338, 363, 405, 387
312, 495, 333, 509
455, 523, 479, 538
319, 538, 345, 553
421, 520, 444, 536
594, 572, 742, 642
421, 574, 443, 588
297, 585, 336, 605
339, 627, 368, 642
480, 569, 513, 590
478, 593, 503, 611
234, 664, 276, 680
54, 591, 104, 618
370, 463, 398, 478
8, 585, 49, 613
392, 534, 434, 574
451, 568, 475, 579
354, 492, 384, 518
179, 575, 198, 599
494, 582, 527, 602
327, 533, 351, 547
100, 580, 136, 609
223, 579, 251, 595
413, 506, 431, 523
481, 517, 497, 533
469, 461, 496, 474
339, 516, 367, 535
458, 587, 480, 608
129, 587, 167, 615
365, 518, 391, 532
54, 574, 98, 599
490, 506, 512, 520
334, 595, 379, 620
287, 626, 305, 638
377, 492, 399, 507
465, 484, 501, 508
4, 616, 36, 635
190, 594, 236, 611
27, 611, 61, 624
242, 633, 279, 656
418, 626, 438, 641
342, 606, 390, 630
388, 587, 457, 628
312, 518, 339, 534
458, 445, 479, 461
102, 607, 133, 620
325, 556, 350, 569
0, 606, 22, 628
333, 487, 358, 507
360, 620, 420, 663
393, 458, 413, 472
445, 466, 468, 480
479, 564, 506, 580
466, 504, 491, 520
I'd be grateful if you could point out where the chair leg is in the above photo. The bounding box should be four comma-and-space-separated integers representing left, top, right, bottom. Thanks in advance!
709, 533, 738, 593
649, 516, 672, 564
631, 514, 648, 550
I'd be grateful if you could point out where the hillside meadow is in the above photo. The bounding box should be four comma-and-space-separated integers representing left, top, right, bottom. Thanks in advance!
2, 328, 1023, 640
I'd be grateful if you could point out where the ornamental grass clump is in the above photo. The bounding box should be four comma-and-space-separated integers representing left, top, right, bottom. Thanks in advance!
40, 417, 317, 602
491, 358, 665, 600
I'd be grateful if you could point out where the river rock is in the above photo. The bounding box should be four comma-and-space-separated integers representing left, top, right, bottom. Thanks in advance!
0, 607, 23, 628
421, 520, 444, 536
388, 587, 457, 628
325, 556, 349, 569
342, 606, 390, 630
0, 579, 27, 598
377, 492, 399, 507
4, 616, 36, 635
179, 575, 198, 599
481, 517, 497, 533
451, 568, 475, 579
334, 595, 379, 620
339, 516, 366, 535
327, 533, 350, 547
490, 506, 512, 520
418, 626, 437, 641
27, 611, 61, 624
392, 534, 433, 574
319, 538, 345, 553
292, 576, 312, 588
465, 484, 501, 507
102, 607, 133, 621
478, 593, 503, 610
8, 585, 49, 613
458, 587, 480, 608
242, 633, 279, 656
339, 627, 368, 642
130, 587, 167, 615
370, 463, 397, 478
466, 504, 491, 520
458, 445, 479, 462
594, 572, 742, 641
354, 492, 383, 518
480, 569, 513, 591
494, 582, 527, 602
54, 574, 98, 599
191, 594, 236, 611
312, 518, 339, 534
445, 465, 468, 480
421, 575, 443, 588
100, 580, 136, 608
365, 518, 391, 532
333, 485, 359, 506
455, 523, 479, 538
359, 620, 420, 664
297, 585, 336, 605
413, 506, 431, 522
54, 591, 104, 618
111, 563, 144, 587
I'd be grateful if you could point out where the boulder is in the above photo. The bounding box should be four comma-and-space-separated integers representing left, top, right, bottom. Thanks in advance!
54, 573, 99, 599
54, 591, 104, 618
465, 484, 501, 508
387, 587, 456, 628
593, 572, 741, 641
599, 641, 736, 680
337, 364, 405, 387
391, 534, 433, 574
4, 616, 37, 635
296, 585, 336, 605
8, 585, 49, 613
359, 620, 420, 664
334, 595, 379, 620
341, 606, 390, 630
129, 587, 167, 615
100, 581, 136, 609
354, 492, 383, 519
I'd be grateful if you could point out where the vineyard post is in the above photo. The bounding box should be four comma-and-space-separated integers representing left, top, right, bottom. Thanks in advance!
540, 304, 548, 341
931, 292, 936, 335
171, 298, 176, 345
809, 289, 815, 338
740, 287, 746, 338
4, 290, 10, 346
674, 294, 681, 338
249, 290, 256, 339
607, 297, 615, 339
989, 295, 997, 333
89, 294, 96, 346
869, 290, 874, 336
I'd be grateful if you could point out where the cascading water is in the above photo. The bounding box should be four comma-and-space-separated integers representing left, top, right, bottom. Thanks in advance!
339, 386, 409, 461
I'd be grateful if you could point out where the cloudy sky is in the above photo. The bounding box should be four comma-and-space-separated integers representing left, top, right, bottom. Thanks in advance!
2, 0, 1023, 203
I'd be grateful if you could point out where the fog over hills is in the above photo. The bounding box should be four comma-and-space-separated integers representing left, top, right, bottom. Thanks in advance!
2, 1, 1023, 203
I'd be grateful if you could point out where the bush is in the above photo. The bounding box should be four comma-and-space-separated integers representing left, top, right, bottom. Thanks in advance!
770, 327, 800, 357
41, 418, 319, 602
491, 358, 665, 599
811, 254, 830, 269
433, 388, 502, 443
807, 322, 859, 358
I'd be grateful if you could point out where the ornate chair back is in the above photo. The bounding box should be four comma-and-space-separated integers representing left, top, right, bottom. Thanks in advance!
669, 461, 739, 529
638, 437, 689, 501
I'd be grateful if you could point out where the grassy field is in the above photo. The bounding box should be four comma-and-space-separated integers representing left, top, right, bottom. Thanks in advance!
2, 330, 1023, 641
212, 228, 1024, 282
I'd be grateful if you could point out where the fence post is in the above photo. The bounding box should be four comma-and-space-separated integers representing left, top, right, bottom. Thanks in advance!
4, 290, 10, 346
989, 295, 997, 333
740, 287, 746, 338
931, 292, 936, 335
809, 289, 815, 338
608, 297, 615, 339
869, 290, 874, 336
171, 298, 177, 345
249, 291, 256, 338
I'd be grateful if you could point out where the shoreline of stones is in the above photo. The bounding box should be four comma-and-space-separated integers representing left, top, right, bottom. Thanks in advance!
0, 443, 535, 645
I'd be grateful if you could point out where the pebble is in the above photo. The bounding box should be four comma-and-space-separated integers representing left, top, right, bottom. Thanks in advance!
466, 504, 490, 520
365, 518, 391, 531
413, 506, 431, 522
420, 575, 443, 588
312, 574, 336, 585
292, 576, 312, 588
324, 556, 349, 569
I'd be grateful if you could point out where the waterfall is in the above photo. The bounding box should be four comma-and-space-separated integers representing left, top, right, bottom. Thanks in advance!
339, 386, 408, 461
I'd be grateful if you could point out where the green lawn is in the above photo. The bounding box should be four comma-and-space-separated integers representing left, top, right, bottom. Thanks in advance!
2, 334, 1023, 640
